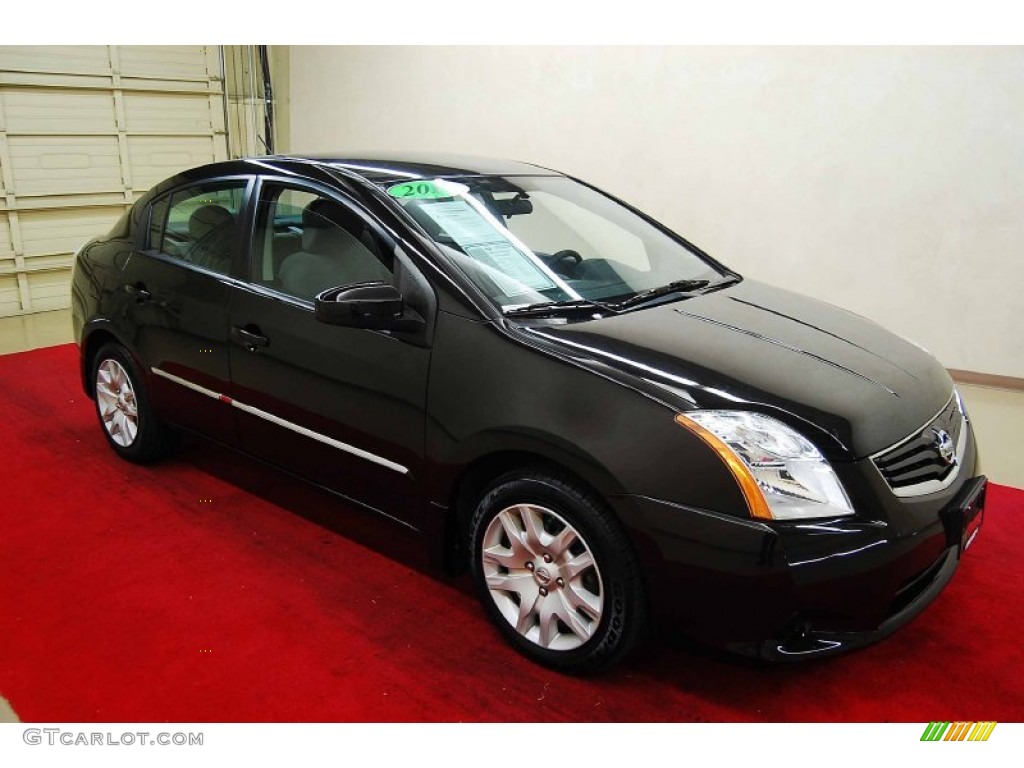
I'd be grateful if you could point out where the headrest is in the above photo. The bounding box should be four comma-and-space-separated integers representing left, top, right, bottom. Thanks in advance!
302, 198, 365, 230
188, 205, 233, 240
302, 199, 364, 251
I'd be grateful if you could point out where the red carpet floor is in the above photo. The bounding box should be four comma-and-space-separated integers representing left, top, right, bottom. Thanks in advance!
1, 344, 1022, 722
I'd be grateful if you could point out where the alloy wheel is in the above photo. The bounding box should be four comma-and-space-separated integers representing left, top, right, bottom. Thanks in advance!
480, 503, 604, 651
95, 358, 139, 447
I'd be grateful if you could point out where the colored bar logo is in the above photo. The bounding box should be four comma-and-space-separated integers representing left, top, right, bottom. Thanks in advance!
921, 722, 997, 741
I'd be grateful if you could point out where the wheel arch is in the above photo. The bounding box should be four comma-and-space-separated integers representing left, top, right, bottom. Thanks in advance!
441, 445, 623, 574
80, 321, 139, 398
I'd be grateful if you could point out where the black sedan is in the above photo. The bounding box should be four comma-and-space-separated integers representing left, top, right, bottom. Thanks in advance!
71, 153, 986, 673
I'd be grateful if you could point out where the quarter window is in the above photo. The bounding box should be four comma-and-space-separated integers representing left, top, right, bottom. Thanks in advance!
147, 181, 247, 275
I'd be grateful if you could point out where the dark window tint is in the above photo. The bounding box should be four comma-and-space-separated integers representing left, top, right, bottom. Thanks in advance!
251, 184, 392, 301
151, 182, 247, 275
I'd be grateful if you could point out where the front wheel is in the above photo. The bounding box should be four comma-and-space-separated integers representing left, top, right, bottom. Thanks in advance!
469, 470, 647, 674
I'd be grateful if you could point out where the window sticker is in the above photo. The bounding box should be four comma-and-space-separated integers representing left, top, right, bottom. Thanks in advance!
419, 199, 555, 295
386, 179, 468, 200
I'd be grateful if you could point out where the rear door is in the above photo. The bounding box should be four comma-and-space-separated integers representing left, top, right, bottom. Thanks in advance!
227, 177, 435, 529
120, 176, 252, 441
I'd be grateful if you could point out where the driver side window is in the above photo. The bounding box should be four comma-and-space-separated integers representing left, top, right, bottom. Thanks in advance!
252, 183, 393, 301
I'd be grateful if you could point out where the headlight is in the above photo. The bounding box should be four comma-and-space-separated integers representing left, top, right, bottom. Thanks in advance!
675, 411, 854, 521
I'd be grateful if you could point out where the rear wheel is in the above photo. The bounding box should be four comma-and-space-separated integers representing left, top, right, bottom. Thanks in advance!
469, 469, 647, 673
92, 342, 174, 463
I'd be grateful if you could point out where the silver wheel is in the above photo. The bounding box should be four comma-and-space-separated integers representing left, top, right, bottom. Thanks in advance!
481, 504, 604, 651
95, 358, 139, 447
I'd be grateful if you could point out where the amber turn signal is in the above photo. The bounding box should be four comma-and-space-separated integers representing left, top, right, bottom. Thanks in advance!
674, 413, 774, 520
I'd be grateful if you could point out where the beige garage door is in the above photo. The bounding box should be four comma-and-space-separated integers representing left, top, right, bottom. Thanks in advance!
0, 46, 229, 317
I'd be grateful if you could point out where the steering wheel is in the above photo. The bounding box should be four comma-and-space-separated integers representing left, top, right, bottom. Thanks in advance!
540, 249, 583, 269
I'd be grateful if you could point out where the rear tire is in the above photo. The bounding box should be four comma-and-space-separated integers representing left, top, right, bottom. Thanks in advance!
469, 468, 647, 674
92, 342, 174, 464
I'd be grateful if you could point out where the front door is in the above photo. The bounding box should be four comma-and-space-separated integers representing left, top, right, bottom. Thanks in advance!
227, 180, 433, 529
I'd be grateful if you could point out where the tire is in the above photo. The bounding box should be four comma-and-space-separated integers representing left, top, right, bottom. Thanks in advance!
91, 342, 175, 464
469, 468, 647, 674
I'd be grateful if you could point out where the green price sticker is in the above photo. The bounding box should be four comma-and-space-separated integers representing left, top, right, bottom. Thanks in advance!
386, 179, 466, 200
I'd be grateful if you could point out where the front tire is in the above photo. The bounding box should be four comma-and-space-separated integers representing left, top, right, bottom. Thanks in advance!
92, 342, 174, 463
469, 469, 647, 674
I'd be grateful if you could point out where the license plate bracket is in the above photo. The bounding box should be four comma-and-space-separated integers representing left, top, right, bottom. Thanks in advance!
942, 476, 987, 556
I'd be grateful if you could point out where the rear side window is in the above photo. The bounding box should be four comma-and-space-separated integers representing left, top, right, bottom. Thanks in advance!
146, 181, 248, 275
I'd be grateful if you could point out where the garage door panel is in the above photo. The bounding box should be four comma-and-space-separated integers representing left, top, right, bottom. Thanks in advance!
22, 253, 73, 274
6, 136, 122, 197
0, 44, 230, 317
119, 78, 221, 95
18, 207, 123, 258
0, 217, 13, 259
0, 71, 120, 92
124, 91, 215, 134
13, 193, 130, 213
26, 270, 73, 310
0, 277, 21, 315
0, 87, 116, 134
128, 135, 218, 190
0, 46, 112, 76
117, 46, 214, 80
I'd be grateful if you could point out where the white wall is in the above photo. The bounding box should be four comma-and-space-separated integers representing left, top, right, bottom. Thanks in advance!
290, 46, 1024, 377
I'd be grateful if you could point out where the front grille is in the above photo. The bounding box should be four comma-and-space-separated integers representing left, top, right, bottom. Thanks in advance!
873, 394, 964, 494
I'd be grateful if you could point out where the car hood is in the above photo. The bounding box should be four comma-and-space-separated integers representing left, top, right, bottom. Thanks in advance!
525, 279, 954, 459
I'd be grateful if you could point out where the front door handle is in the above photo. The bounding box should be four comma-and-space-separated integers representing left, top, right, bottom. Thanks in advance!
231, 325, 269, 353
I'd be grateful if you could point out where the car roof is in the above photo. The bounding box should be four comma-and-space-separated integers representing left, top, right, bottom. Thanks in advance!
175, 153, 561, 184
141, 153, 566, 205
294, 152, 563, 183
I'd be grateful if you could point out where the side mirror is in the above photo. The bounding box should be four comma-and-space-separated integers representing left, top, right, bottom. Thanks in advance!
314, 281, 419, 331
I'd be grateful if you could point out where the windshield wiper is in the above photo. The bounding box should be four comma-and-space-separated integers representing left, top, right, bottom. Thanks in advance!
613, 279, 711, 310
504, 298, 616, 319
701, 274, 741, 293
505, 276, 740, 318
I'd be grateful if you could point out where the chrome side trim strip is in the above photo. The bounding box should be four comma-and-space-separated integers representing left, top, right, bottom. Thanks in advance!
228, 399, 410, 474
151, 367, 229, 402
151, 367, 409, 475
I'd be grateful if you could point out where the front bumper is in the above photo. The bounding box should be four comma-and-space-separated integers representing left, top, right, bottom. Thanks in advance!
613, 458, 987, 661
762, 473, 986, 660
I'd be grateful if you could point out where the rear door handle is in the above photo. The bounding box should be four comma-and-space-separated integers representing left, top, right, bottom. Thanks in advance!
231, 325, 269, 352
124, 282, 151, 303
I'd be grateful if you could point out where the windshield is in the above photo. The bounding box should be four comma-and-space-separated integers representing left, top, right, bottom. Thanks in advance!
383, 175, 725, 311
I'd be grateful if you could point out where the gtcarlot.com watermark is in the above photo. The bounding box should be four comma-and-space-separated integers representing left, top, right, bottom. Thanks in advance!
23, 728, 203, 747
